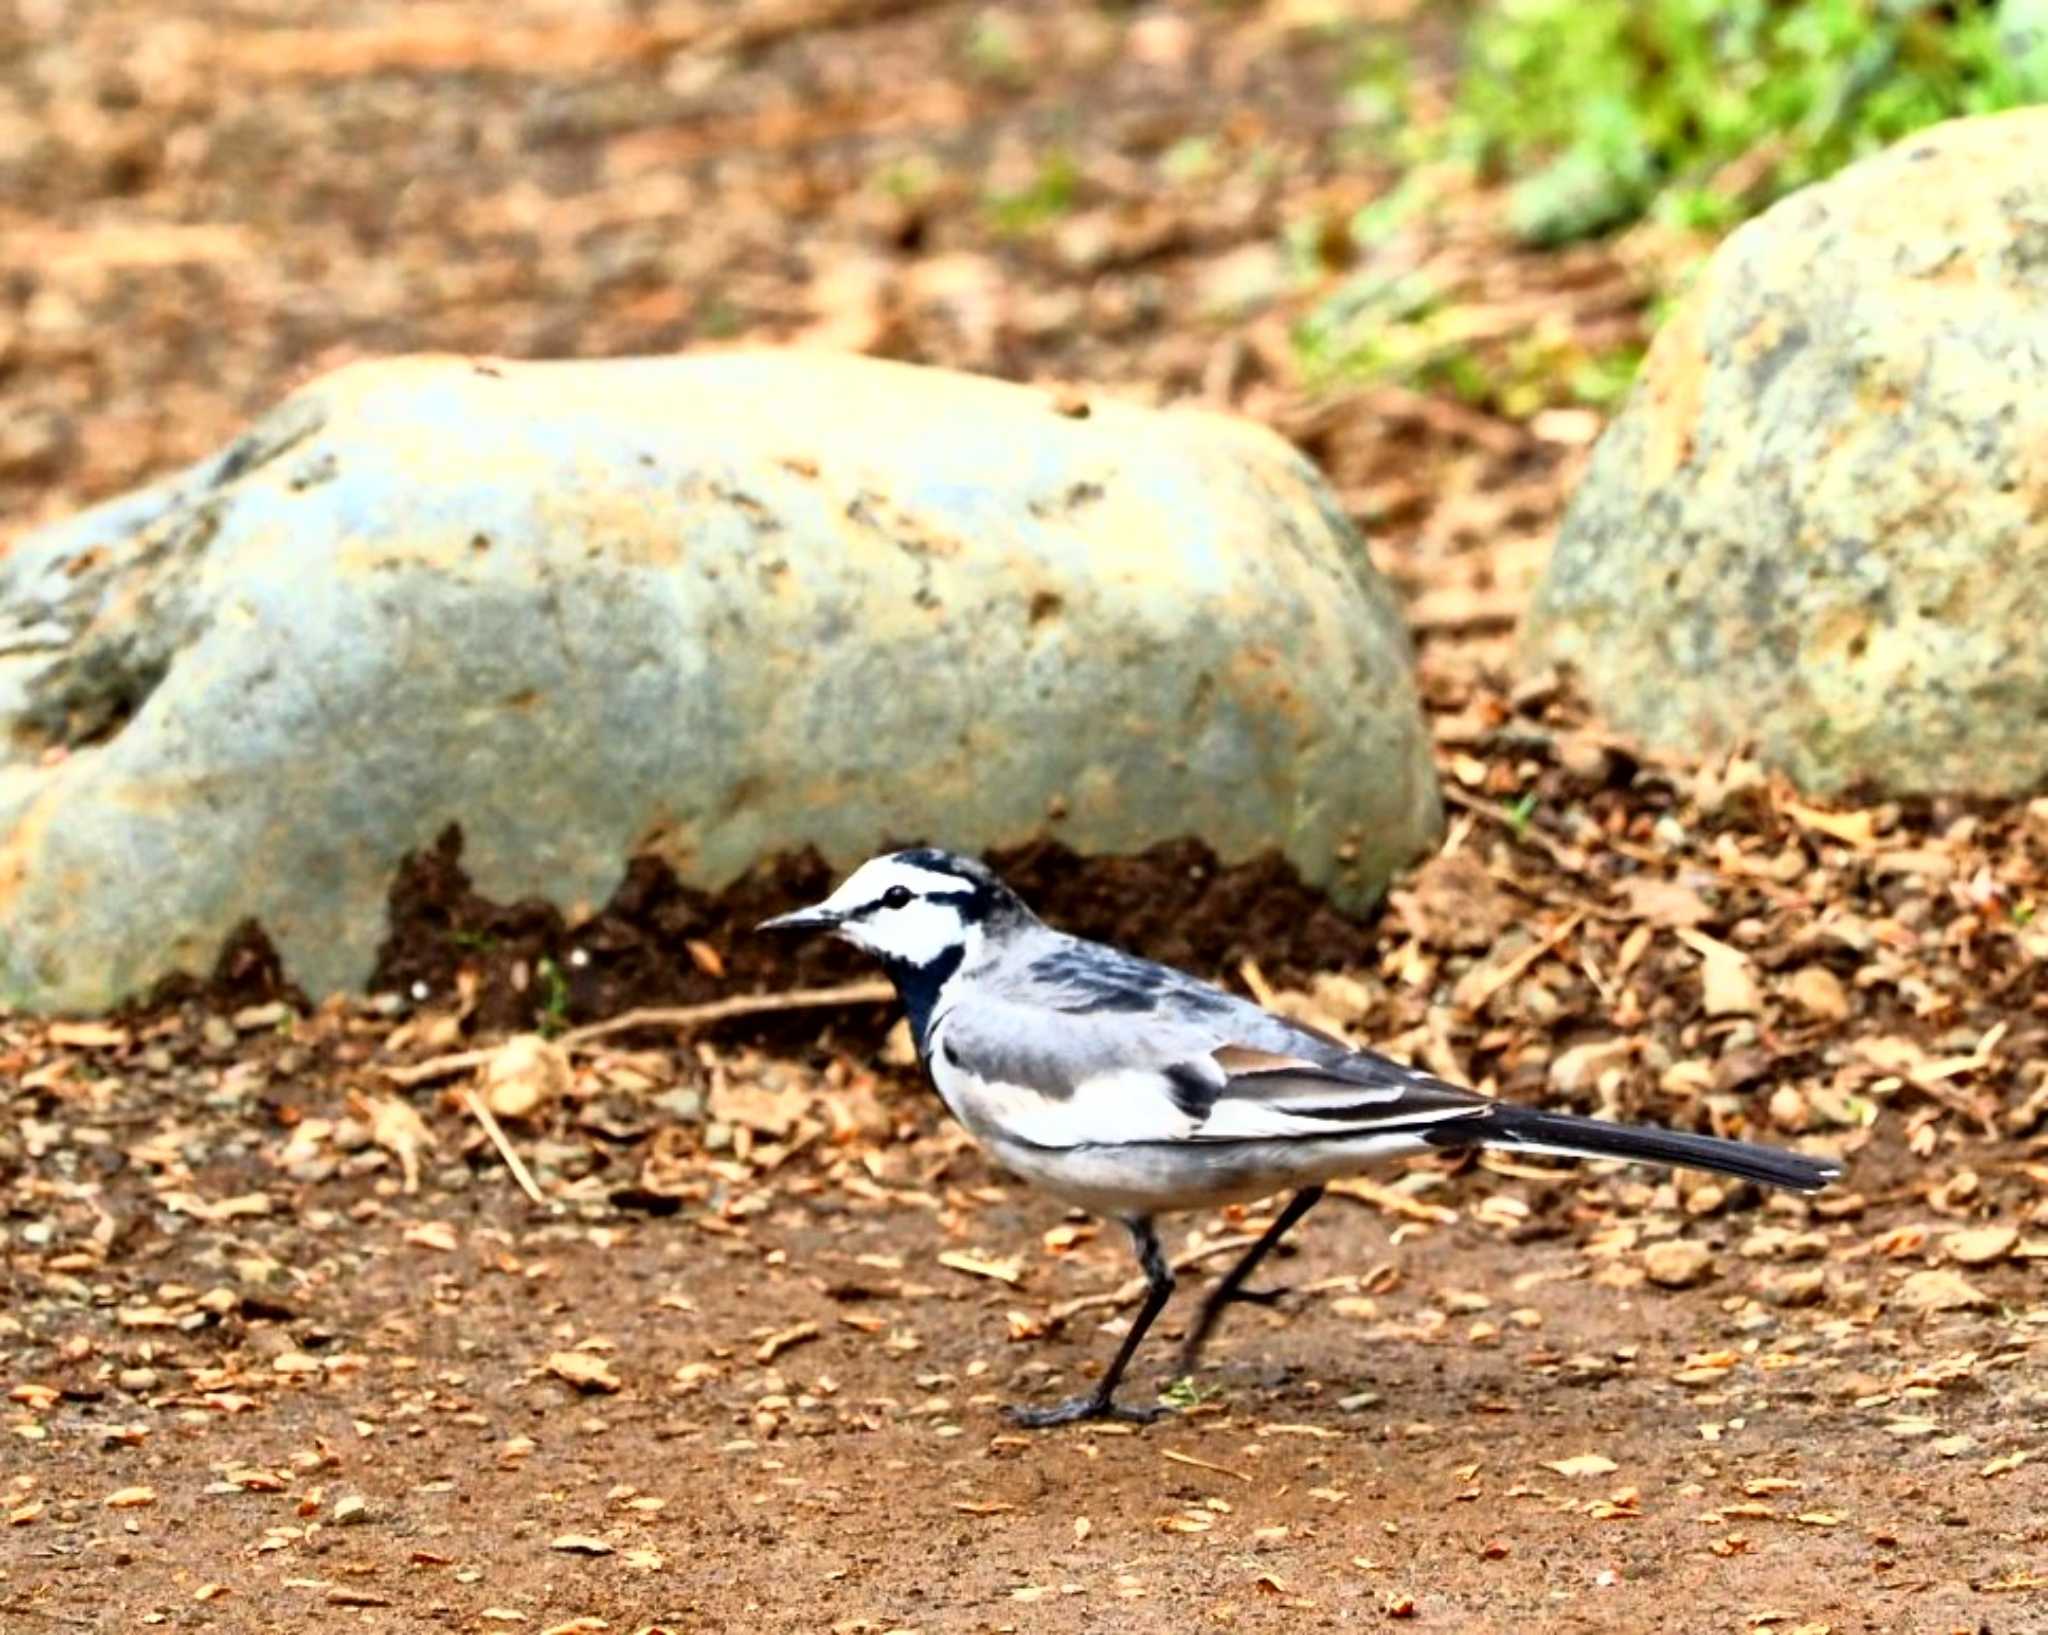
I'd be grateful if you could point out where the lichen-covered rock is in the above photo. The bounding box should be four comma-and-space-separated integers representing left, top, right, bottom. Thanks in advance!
1524, 109, 2048, 796
0, 350, 1439, 1011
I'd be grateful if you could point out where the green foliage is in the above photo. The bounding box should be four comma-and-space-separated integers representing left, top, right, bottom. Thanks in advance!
983, 149, 1078, 235
1293, 1, 2045, 412
1455, 0, 2048, 246
961, 8, 1030, 88
1159, 1375, 1206, 1409
1289, 261, 1642, 415
534, 956, 571, 1038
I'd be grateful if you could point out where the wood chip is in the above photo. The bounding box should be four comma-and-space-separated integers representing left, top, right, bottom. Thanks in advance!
754, 1321, 820, 1364
545, 1351, 622, 1394
49, 1020, 131, 1050
937, 1250, 1024, 1285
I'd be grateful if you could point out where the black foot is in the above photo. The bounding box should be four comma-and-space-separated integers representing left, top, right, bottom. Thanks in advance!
1004, 1394, 1172, 1429
1177, 1285, 1295, 1376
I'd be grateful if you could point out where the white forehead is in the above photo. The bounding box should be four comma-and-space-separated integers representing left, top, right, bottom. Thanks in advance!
823, 854, 969, 911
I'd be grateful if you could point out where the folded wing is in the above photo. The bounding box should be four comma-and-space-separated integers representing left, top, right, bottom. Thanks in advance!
930, 999, 1487, 1151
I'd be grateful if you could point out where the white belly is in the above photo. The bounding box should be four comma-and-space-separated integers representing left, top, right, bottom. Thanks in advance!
975, 1127, 1434, 1220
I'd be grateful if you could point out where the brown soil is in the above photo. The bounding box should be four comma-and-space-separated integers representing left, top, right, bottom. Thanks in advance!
362, 828, 1383, 1039
6, 1090, 2044, 1635
6, 3, 2048, 1633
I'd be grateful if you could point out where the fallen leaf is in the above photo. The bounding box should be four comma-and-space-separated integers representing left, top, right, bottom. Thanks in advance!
1619, 878, 1712, 928
483, 1033, 573, 1120
104, 1486, 156, 1508
937, 1250, 1024, 1286
1543, 1454, 1617, 1479
708, 1082, 809, 1138
351, 1092, 435, 1194
1675, 929, 1762, 1017
1781, 801, 1877, 848
1896, 1269, 1992, 1314
549, 1535, 615, 1555
1943, 1226, 2018, 1267
1784, 966, 1849, 1021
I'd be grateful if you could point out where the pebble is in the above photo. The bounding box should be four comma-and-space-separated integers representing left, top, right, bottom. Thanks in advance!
1759, 1267, 1828, 1308
651, 1088, 704, 1121
1642, 1240, 1715, 1289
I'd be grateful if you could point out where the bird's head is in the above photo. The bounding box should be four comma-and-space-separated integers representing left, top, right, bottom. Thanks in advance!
757, 848, 1029, 970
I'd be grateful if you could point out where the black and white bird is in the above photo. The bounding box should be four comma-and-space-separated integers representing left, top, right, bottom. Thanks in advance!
760, 848, 1841, 1428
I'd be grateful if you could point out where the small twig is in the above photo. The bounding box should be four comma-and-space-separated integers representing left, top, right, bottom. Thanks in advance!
1048, 1235, 1263, 1323
383, 1048, 495, 1088
380, 981, 899, 1085
461, 1087, 553, 1212
1458, 910, 1587, 1014
1325, 1176, 1459, 1226
1163, 1448, 1254, 1483
556, 980, 897, 1050
1441, 784, 1586, 872
754, 1320, 821, 1364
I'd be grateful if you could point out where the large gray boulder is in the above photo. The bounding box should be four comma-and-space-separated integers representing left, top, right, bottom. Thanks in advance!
0, 351, 1439, 1011
1524, 109, 2048, 796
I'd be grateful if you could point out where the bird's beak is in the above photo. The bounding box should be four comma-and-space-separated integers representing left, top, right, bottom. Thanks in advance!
756, 904, 843, 935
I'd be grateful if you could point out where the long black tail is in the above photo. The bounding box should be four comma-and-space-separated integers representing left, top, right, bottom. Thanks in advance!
1431, 1105, 1840, 1193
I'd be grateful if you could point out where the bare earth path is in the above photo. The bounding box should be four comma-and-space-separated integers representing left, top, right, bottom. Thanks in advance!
6, 1080, 2045, 1635
4, 3, 2047, 1632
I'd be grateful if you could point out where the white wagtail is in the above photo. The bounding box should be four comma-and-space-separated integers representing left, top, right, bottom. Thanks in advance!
761, 848, 1841, 1427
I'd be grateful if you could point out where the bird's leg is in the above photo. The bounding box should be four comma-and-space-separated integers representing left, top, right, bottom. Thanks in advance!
1008, 1218, 1175, 1429
1177, 1185, 1325, 1377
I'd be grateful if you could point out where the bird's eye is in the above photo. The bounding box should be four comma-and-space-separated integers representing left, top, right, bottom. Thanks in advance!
880, 885, 913, 911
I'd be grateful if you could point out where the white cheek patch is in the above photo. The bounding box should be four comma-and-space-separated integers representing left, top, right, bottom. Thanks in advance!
850, 899, 972, 966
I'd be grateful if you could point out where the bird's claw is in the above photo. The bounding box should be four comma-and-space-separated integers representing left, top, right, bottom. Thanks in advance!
1004, 1395, 1172, 1430
1229, 1283, 1293, 1308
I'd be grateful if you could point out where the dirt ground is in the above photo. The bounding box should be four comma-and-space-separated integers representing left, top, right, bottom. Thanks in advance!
4, 2, 2047, 1633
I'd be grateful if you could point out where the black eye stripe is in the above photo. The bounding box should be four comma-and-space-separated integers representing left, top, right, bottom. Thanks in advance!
854, 884, 975, 920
